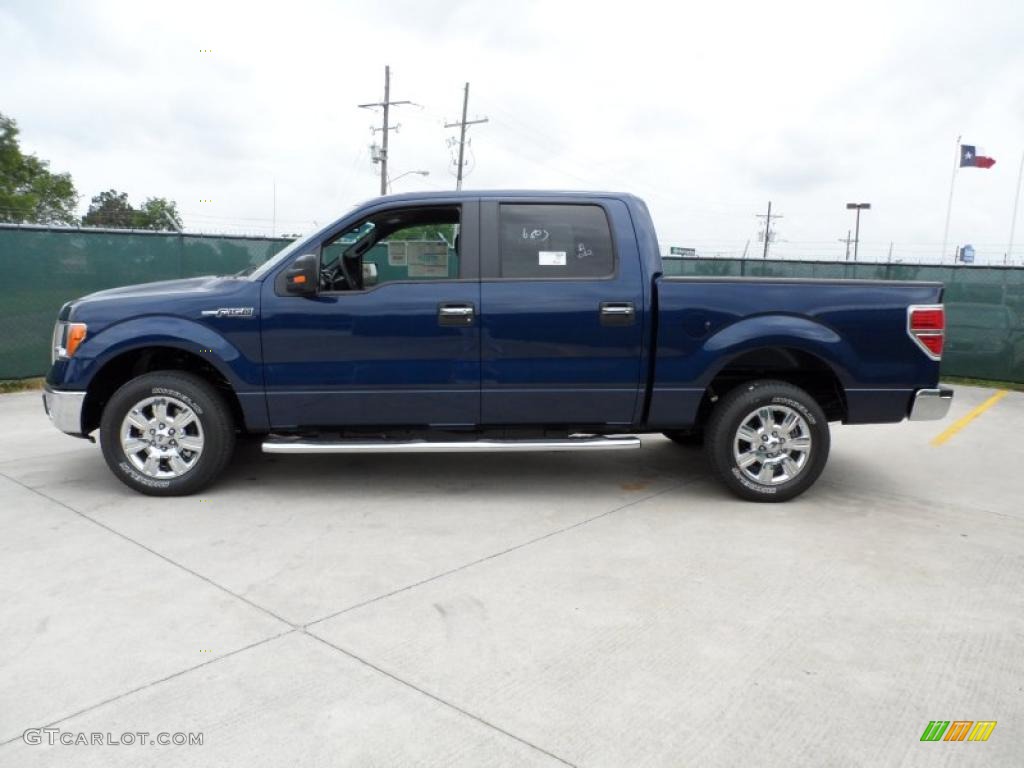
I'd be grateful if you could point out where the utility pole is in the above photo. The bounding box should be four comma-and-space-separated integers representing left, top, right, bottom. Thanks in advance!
359, 65, 415, 196
839, 230, 852, 261
444, 82, 488, 190
756, 202, 783, 259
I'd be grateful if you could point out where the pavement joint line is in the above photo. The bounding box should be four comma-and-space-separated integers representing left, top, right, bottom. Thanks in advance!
930, 389, 1008, 446
819, 476, 1022, 523
0, 630, 296, 748
303, 474, 708, 630
304, 630, 578, 768
0, 471, 299, 630
0, 447, 92, 466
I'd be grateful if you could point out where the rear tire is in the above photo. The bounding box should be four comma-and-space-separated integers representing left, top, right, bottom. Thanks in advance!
704, 380, 829, 502
100, 371, 236, 496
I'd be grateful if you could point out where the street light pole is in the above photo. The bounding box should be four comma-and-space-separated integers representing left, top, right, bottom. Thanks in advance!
846, 203, 871, 261
387, 170, 429, 193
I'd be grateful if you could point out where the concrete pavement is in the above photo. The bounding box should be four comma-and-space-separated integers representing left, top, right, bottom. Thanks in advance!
0, 384, 1021, 766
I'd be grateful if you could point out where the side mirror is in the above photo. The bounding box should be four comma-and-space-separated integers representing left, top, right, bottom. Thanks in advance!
362, 262, 378, 287
283, 253, 318, 296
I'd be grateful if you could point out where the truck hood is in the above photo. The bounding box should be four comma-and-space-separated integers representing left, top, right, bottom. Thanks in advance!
65, 275, 260, 326
80, 275, 238, 302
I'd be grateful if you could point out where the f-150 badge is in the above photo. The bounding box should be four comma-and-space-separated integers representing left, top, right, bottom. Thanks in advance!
200, 307, 255, 318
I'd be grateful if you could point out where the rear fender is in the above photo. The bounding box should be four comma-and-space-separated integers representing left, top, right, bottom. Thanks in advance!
699, 314, 854, 388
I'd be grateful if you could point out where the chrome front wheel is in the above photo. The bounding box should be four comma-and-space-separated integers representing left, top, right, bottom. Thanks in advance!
120, 395, 205, 479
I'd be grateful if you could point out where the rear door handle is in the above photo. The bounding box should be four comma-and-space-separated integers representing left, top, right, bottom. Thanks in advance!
438, 302, 475, 327
600, 302, 635, 326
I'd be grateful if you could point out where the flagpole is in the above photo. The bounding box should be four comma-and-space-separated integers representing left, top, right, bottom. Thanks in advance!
1007, 151, 1024, 265
940, 135, 961, 263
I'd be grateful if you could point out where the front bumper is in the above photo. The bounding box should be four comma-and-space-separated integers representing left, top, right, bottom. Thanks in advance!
908, 387, 954, 421
42, 386, 87, 435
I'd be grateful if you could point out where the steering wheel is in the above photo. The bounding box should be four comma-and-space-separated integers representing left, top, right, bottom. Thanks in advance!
320, 261, 341, 290
339, 252, 359, 290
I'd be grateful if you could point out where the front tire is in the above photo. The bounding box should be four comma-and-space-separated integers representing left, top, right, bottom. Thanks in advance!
100, 371, 236, 496
704, 380, 830, 502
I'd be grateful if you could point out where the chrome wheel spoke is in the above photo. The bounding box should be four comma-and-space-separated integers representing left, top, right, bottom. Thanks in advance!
142, 453, 161, 475
737, 425, 758, 443
781, 411, 799, 434
757, 463, 776, 483
122, 437, 149, 455
177, 435, 203, 453
174, 410, 197, 431
788, 436, 811, 452
782, 457, 800, 477
126, 411, 151, 433
737, 451, 759, 469
757, 408, 775, 431
152, 401, 168, 424
168, 454, 190, 475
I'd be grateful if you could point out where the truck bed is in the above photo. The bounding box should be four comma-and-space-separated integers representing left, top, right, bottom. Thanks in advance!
646, 276, 944, 427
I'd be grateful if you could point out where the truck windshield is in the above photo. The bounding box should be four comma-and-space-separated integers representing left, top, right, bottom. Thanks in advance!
244, 237, 306, 280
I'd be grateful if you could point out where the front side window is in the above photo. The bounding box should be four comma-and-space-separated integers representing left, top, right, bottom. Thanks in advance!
320, 206, 460, 291
499, 204, 614, 279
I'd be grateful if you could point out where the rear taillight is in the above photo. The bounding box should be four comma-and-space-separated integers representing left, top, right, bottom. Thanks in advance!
908, 304, 944, 360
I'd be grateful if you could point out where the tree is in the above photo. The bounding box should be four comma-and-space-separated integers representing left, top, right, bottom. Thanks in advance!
82, 189, 136, 228
135, 197, 182, 231
389, 223, 457, 243
81, 192, 183, 231
0, 113, 79, 225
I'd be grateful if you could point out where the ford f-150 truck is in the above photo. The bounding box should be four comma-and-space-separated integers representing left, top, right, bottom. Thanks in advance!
43, 191, 953, 501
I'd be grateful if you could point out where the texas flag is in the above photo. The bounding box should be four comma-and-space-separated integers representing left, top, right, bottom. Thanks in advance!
960, 144, 996, 168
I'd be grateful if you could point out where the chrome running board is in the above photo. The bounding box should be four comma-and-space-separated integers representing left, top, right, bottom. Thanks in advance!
262, 435, 641, 454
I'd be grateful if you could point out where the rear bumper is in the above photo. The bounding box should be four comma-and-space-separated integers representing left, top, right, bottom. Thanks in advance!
908, 387, 954, 421
42, 386, 87, 435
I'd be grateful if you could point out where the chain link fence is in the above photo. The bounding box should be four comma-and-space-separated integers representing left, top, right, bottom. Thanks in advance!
2, 226, 1021, 383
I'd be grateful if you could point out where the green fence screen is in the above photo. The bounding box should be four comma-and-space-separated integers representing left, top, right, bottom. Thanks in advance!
2, 226, 1022, 383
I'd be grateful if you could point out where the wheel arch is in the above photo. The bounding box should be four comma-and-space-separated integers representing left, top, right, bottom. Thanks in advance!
81, 346, 245, 435
695, 345, 848, 429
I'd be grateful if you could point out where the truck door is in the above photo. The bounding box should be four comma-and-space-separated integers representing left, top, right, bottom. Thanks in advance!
478, 198, 645, 427
260, 201, 480, 429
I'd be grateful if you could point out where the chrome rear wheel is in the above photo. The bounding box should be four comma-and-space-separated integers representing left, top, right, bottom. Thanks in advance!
732, 404, 812, 486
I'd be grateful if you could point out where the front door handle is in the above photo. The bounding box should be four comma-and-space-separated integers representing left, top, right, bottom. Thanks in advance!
600, 302, 636, 326
438, 303, 475, 327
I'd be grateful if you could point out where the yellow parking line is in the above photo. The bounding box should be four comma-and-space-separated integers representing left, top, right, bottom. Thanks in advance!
931, 390, 1008, 446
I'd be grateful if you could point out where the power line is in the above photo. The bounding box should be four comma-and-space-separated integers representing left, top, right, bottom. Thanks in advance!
358, 65, 416, 196
444, 82, 488, 191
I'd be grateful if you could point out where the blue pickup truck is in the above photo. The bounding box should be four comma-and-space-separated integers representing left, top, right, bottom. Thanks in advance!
43, 191, 952, 501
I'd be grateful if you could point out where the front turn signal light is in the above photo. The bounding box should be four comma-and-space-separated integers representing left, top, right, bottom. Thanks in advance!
64, 323, 88, 358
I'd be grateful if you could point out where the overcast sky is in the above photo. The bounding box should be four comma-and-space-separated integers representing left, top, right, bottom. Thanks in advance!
3, 0, 1023, 262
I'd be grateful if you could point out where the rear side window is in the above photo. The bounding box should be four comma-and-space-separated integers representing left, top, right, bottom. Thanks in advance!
499, 204, 614, 278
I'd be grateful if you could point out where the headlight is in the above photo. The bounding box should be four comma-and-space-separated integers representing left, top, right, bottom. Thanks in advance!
51, 322, 88, 362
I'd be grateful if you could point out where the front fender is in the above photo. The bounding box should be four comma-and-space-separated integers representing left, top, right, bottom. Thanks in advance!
58, 316, 262, 392
699, 314, 855, 387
